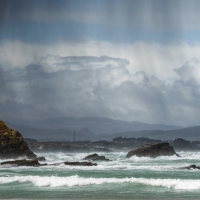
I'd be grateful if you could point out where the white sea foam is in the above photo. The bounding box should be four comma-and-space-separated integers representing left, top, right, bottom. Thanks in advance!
35, 151, 200, 164
0, 175, 200, 190
1, 151, 200, 173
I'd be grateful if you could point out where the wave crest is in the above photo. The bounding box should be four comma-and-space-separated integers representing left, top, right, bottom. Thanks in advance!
0, 175, 200, 190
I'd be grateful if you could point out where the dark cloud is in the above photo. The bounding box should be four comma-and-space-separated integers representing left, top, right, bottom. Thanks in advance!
1, 55, 200, 125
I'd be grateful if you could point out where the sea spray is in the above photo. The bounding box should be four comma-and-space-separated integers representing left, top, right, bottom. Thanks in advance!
1, 151, 200, 199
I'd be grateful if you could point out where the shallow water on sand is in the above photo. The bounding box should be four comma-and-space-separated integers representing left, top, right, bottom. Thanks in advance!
0, 151, 200, 199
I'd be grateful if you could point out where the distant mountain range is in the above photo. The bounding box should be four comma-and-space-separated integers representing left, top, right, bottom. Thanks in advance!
5, 117, 199, 141
6, 117, 182, 135
5, 121, 96, 142
104, 126, 200, 141
142, 126, 200, 141
5, 119, 200, 141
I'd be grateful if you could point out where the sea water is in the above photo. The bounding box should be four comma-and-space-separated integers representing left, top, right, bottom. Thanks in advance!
0, 151, 200, 199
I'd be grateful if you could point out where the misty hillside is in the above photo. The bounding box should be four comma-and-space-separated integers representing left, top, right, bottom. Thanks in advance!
141, 126, 200, 141
5, 122, 97, 141
6, 117, 182, 135
4, 120, 200, 141
107, 125, 200, 141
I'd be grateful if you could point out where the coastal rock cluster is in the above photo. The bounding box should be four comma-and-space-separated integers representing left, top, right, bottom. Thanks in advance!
0, 121, 36, 159
126, 142, 179, 158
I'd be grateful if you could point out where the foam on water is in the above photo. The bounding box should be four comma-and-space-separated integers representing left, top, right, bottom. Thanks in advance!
1, 151, 199, 172
35, 151, 200, 163
1, 151, 200, 199
0, 175, 200, 190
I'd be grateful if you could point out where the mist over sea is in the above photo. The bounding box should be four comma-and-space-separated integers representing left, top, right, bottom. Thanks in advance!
1, 151, 200, 199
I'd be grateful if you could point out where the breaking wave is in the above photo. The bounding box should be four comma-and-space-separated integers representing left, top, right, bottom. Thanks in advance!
0, 175, 200, 190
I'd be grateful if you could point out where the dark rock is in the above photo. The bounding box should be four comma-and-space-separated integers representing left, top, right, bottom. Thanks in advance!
180, 165, 200, 170
49, 161, 97, 166
17, 159, 40, 167
0, 159, 41, 167
126, 142, 180, 158
36, 157, 46, 161
0, 159, 96, 167
83, 153, 110, 161
64, 161, 97, 166
1, 159, 27, 165
0, 120, 37, 159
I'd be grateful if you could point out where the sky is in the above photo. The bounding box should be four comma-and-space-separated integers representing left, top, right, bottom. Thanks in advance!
1, 0, 200, 125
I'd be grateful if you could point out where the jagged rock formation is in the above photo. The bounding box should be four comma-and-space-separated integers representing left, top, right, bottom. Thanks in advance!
126, 142, 180, 158
0, 120, 37, 159
83, 153, 110, 161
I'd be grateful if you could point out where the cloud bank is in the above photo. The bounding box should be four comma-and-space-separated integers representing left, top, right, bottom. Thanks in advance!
1, 53, 200, 126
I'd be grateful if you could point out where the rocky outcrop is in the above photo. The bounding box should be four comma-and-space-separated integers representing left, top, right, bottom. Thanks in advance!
0, 159, 42, 167
126, 142, 179, 158
0, 120, 37, 159
83, 153, 110, 161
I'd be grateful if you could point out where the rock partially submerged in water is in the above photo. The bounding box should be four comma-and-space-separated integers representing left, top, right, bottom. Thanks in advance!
180, 164, 200, 170
50, 161, 97, 166
64, 161, 97, 166
0, 159, 97, 167
83, 153, 110, 161
126, 142, 180, 158
0, 120, 37, 159
0, 159, 45, 167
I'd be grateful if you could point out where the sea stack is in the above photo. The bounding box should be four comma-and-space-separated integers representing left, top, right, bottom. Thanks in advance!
0, 120, 37, 159
126, 142, 180, 158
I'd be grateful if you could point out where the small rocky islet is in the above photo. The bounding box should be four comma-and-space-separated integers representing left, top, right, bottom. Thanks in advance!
0, 120, 199, 169
126, 142, 180, 158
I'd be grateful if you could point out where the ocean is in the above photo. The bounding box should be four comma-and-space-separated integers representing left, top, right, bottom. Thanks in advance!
0, 151, 200, 199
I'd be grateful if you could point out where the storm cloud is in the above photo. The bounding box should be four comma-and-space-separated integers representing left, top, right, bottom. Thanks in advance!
1, 55, 200, 126
1, 0, 200, 126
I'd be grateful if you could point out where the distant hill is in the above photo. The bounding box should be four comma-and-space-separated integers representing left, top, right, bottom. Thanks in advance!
6, 117, 183, 135
106, 125, 200, 141
5, 122, 97, 141
99, 130, 154, 141
4, 120, 200, 141
141, 126, 200, 141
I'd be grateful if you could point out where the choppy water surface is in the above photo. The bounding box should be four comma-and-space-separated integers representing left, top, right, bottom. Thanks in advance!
1, 151, 200, 199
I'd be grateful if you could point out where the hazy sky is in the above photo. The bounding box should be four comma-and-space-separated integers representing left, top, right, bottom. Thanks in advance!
1, 0, 200, 125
